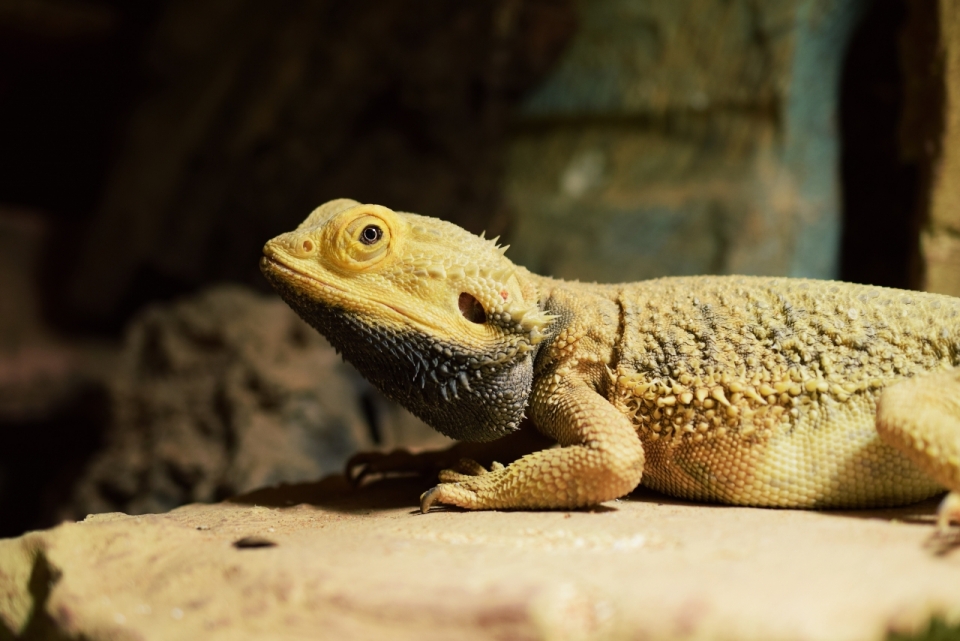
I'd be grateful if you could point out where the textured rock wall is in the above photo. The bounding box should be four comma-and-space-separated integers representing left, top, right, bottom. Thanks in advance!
504, 0, 864, 284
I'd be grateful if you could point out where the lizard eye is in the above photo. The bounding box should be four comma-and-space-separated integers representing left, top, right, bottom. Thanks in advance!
458, 293, 486, 324
335, 213, 393, 268
359, 225, 383, 245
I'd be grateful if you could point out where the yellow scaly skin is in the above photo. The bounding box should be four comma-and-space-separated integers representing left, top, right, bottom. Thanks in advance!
261, 200, 960, 527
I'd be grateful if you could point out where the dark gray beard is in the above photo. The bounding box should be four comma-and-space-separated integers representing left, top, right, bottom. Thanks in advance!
273, 285, 535, 442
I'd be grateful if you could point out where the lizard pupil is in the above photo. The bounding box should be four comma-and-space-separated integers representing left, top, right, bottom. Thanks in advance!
458, 293, 487, 324
360, 225, 383, 245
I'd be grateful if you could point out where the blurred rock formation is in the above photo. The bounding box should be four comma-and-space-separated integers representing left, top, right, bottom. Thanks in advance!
68, 286, 447, 519
504, 0, 865, 283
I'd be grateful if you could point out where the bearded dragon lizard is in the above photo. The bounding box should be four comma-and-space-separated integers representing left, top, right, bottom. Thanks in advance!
261, 199, 960, 528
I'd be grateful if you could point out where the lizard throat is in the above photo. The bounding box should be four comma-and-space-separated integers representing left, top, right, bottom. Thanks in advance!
261, 256, 536, 442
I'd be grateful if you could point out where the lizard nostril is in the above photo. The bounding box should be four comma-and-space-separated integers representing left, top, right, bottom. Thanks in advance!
458, 293, 486, 324
301, 239, 315, 253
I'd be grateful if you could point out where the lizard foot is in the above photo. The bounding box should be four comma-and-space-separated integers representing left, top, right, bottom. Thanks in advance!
346, 422, 552, 489
936, 491, 960, 534
346, 449, 450, 487
420, 460, 509, 513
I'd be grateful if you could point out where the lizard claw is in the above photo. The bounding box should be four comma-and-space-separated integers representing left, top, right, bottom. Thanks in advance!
345, 451, 376, 486
936, 491, 960, 534
420, 486, 443, 513
418, 482, 481, 513
344, 449, 421, 487
420, 461, 513, 512
345, 448, 482, 487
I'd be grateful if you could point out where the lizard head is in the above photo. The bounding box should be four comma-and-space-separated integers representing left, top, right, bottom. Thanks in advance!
260, 199, 554, 442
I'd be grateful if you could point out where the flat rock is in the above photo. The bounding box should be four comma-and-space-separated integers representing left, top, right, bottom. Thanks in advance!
2, 478, 959, 641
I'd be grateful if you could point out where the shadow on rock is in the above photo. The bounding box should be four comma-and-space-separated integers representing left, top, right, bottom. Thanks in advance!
827, 496, 940, 524
227, 474, 433, 513
624, 485, 942, 527
231, 473, 624, 515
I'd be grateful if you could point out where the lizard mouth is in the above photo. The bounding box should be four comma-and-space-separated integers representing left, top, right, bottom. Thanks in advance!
260, 254, 350, 296
260, 254, 439, 330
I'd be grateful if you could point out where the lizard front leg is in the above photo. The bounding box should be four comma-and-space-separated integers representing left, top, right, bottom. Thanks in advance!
876, 368, 960, 531
420, 380, 644, 512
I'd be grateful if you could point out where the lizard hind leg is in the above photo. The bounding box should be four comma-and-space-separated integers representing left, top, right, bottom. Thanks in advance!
876, 367, 960, 532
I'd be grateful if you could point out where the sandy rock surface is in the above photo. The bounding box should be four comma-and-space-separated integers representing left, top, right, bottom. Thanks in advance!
1, 477, 959, 641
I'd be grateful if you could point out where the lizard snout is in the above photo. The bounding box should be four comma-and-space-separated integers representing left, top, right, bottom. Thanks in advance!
263, 230, 320, 260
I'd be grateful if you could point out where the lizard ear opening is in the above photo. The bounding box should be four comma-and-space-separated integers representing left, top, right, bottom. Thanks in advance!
458, 293, 486, 324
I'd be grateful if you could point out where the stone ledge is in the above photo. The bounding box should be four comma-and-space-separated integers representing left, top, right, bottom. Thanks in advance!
1, 477, 959, 641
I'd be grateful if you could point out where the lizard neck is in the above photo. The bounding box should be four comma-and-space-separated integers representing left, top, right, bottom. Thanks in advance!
533, 280, 624, 393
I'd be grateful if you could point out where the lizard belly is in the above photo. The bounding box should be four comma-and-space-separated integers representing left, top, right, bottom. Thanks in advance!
628, 390, 942, 507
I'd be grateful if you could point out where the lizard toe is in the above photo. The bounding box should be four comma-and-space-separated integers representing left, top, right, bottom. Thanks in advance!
438, 458, 500, 482
937, 491, 960, 534
453, 458, 491, 476
419, 473, 511, 512
438, 470, 474, 483
419, 483, 478, 513
344, 449, 426, 487
420, 486, 443, 513
345, 451, 382, 486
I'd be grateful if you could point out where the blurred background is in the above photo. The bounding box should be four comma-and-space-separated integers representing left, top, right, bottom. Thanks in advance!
1, 0, 958, 537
